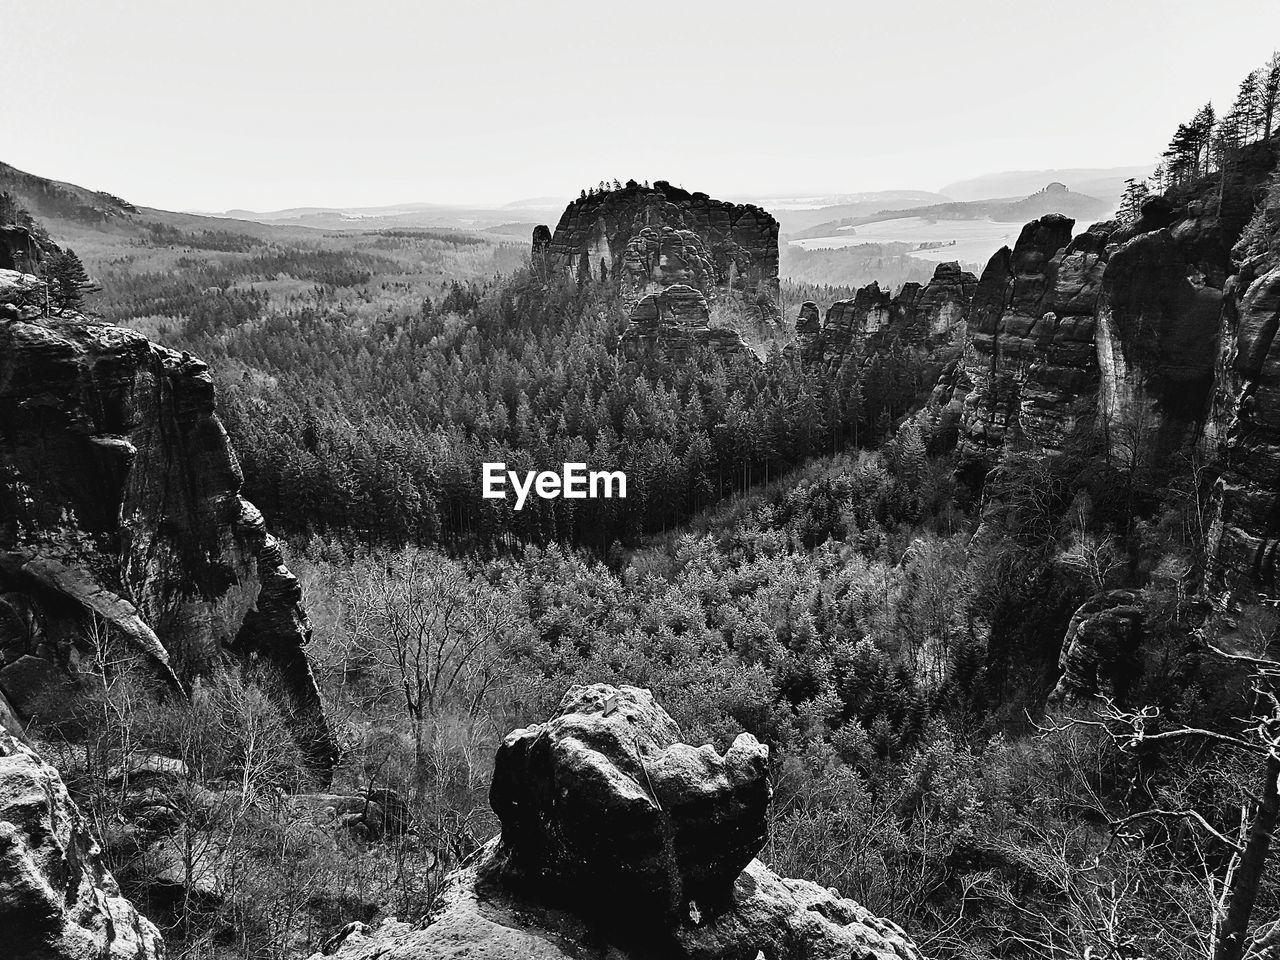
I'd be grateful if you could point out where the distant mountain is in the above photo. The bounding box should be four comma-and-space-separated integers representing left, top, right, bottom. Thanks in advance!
0, 162, 541, 249
747, 191, 952, 233
219, 199, 561, 233
939, 165, 1152, 205
0, 160, 281, 240
501, 196, 564, 210
788, 182, 1110, 240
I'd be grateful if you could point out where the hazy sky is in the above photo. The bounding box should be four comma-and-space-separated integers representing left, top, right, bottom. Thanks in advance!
5, 0, 1279, 211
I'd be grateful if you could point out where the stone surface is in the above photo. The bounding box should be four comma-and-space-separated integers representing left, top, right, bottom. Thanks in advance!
619, 285, 755, 364
955, 215, 1094, 468
489, 684, 769, 925
803, 261, 977, 369
1051, 590, 1145, 704
312, 684, 922, 960
0, 729, 164, 960
953, 140, 1279, 486
0, 311, 336, 774
534, 181, 781, 324
1205, 139, 1280, 607
791, 300, 822, 361
0, 225, 42, 272
1095, 226, 1222, 462
314, 848, 922, 960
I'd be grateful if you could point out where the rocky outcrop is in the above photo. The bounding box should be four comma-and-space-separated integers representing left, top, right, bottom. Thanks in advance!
490, 684, 770, 926
819, 282, 894, 365
1095, 209, 1225, 464
0, 225, 42, 271
619, 284, 755, 364
953, 215, 1107, 467
534, 181, 781, 324
0, 730, 164, 960
907, 260, 981, 345
314, 684, 922, 960
801, 261, 977, 369
1051, 590, 1145, 704
792, 299, 821, 359
0, 282, 337, 774
954, 141, 1279, 489
1204, 139, 1280, 606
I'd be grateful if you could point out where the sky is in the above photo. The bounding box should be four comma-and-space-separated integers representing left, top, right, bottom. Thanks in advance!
4, 0, 1279, 211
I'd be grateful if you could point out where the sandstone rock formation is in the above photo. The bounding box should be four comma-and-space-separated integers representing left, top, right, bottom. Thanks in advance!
1095, 217, 1224, 465
953, 215, 1108, 468
0, 278, 337, 774
795, 260, 977, 369
0, 729, 164, 960
534, 181, 781, 324
618, 284, 755, 364
490, 684, 770, 925
314, 684, 923, 960
1050, 590, 1145, 704
792, 299, 821, 358
953, 141, 1278, 489
1204, 139, 1280, 606
0, 224, 42, 271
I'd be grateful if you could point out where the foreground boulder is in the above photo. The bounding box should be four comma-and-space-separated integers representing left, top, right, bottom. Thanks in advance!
314, 684, 922, 960
490, 684, 769, 924
0, 730, 164, 960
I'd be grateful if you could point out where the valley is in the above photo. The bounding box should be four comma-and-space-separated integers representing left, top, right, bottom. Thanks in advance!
2, 11, 1280, 960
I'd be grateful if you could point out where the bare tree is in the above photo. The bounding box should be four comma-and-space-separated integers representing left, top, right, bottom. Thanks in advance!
1044, 613, 1280, 960
1057, 519, 1124, 594
338, 549, 517, 797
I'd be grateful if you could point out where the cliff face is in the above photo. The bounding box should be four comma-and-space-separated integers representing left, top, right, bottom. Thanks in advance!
952, 215, 1112, 467
1204, 141, 1280, 605
0, 277, 336, 773
795, 260, 977, 368
534, 180, 781, 324
619, 284, 755, 364
315, 685, 922, 960
951, 155, 1272, 479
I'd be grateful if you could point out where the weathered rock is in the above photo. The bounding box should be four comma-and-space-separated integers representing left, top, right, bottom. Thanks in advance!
784, 299, 824, 364
534, 181, 781, 324
530, 224, 553, 279
489, 684, 769, 925
910, 259, 980, 345
821, 282, 894, 366
289, 788, 416, 841
956, 215, 1111, 470
1051, 590, 1145, 704
801, 261, 977, 370
0, 730, 164, 960
619, 285, 755, 364
1095, 227, 1222, 462
0, 225, 42, 271
955, 141, 1278, 488
1205, 139, 1280, 606
315, 846, 922, 960
0, 309, 337, 775
313, 684, 922, 960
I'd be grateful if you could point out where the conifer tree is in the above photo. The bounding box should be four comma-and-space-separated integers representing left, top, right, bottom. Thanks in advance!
46, 249, 91, 312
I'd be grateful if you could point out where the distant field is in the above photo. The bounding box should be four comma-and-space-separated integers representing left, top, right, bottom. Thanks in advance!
790, 215, 1089, 266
